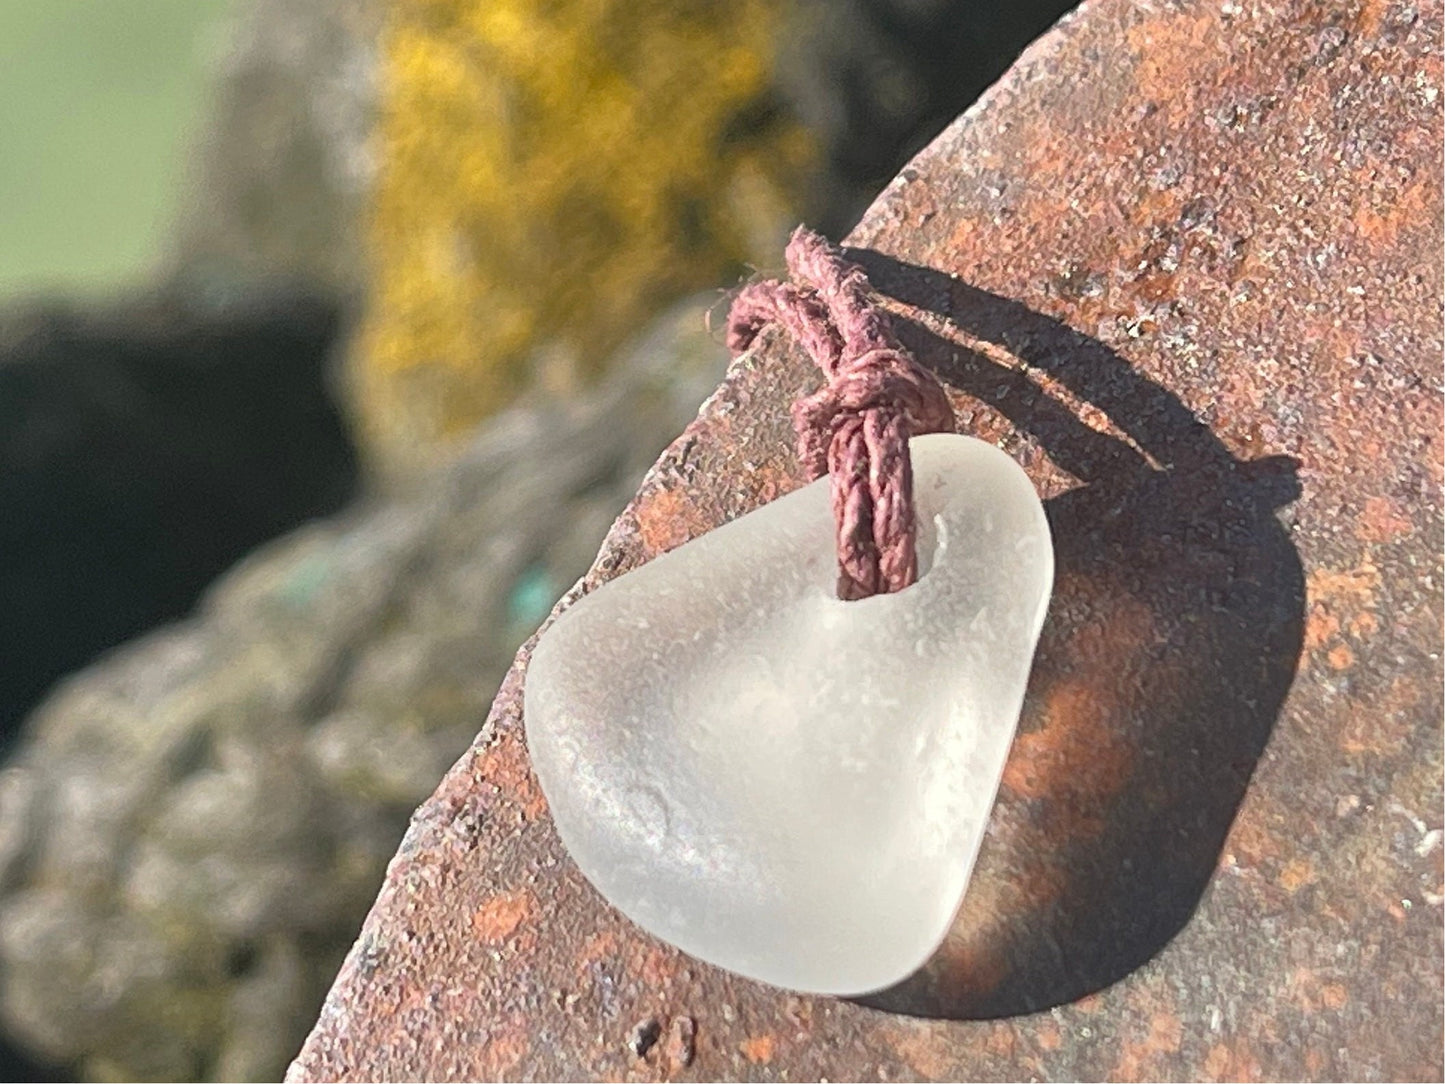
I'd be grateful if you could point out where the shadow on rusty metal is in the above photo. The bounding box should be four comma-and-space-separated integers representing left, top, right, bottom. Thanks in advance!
849, 251, 1306, 1020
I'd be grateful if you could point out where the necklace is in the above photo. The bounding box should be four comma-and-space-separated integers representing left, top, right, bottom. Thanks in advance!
524, 229, 1053, 995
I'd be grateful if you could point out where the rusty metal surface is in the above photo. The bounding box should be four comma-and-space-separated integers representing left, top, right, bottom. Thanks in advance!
289, 0, 1443, 1079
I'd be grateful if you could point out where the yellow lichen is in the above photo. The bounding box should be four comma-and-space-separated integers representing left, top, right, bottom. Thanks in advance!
353, 0, 814, 471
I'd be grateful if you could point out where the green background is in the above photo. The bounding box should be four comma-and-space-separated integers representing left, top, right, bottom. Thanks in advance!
0, 0, 231, 296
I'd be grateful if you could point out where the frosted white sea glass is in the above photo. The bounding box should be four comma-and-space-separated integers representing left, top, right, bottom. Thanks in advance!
524, 433, 1053, 995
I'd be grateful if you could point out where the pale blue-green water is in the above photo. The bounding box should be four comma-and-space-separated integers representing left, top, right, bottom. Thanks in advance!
0, 0, 232, 296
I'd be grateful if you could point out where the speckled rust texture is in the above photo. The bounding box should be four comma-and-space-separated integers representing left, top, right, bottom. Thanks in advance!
289, 0, 1443, 1079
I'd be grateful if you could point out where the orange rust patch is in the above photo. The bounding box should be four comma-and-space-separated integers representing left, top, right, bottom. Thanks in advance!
634, 944, 676, 987
1326, 643, 1355, 670
477, 740, 547, 820
984, 1023, 1018, 1058
1348, 611, 1380, 639
480, 1019, 530, 1078
1125, 11, 1224, 120
1288, 968, 1349, 1015
1308, 561, 1382, 610
740, 1034, 776, 1064
1112, 1011, 1184, 1082
888, 1023, 954, 1079
1354, 0, 1391, 37
1226, 809, 1280, 866
577, 930, 619, 972
1203, 1041, 1262, 1082
472, 888, 534, 944
1305, 559, 1384, 672
1035, 1018, 1063, 1052
1001, 678, 1134, 837
1303, 607, 1341, 651
738, 461, 799, 511
1277, 858, 1317, 893
1358, 495, 1414, 544
1351, 175, 1437, 249
634, 487, 707, 557
1339, 675, 1419, 756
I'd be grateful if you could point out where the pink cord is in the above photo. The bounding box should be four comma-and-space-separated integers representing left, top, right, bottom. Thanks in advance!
726, 227, 954, 600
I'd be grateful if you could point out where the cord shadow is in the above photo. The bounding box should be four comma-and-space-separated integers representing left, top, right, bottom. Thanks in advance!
846, 249, 1305, 1019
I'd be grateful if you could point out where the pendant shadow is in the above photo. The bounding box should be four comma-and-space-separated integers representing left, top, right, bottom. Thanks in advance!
845, 249, 1306, 1020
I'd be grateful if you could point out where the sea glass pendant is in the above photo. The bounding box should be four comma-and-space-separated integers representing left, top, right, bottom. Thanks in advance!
524, 433, 1053, 995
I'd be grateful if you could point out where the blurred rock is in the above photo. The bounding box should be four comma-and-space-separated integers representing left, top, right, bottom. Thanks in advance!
348, 0, 1082, 475
780, 0, 1080, 230
170, 0, 384, 298
349, 0, 809, 475
163, 0, 1087, 478
285, 0, 1442, 1078
0, 288, 358, 752
0, 296, 727, 1081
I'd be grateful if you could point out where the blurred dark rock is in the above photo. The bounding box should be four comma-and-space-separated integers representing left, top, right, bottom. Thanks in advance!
783, 0, 1082, 234
284, 0, 1442, 1079
0, 289, 359, 754
0, 297, 728, 1081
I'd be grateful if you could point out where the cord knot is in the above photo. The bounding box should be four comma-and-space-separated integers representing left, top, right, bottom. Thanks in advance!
726, 227, 955, 599
791, 349, 953, 478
